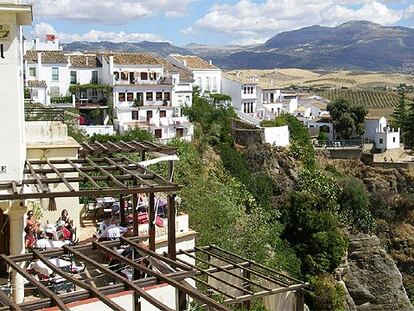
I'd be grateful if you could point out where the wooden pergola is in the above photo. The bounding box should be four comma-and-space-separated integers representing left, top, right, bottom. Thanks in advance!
0, 237, 307, 311
0, 141, 307, 310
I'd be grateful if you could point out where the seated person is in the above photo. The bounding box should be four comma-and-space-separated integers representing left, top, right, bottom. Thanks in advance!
26, 210, 40, 234
99, 214, 112, 234
100, 218, 128, 240
24, 227, 37, 249
57, 209, 72, 231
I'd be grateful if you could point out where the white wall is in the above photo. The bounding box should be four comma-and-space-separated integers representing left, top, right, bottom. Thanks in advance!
364, 117, 387, 141
0, 10, 27, 182
375, 129, 400, 151
70, 67, 102, 85
193, 70, 221, 94
263, 125, 290, 147
222, 78, 242, 110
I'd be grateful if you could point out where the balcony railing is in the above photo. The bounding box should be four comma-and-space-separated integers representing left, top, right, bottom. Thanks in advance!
25, 108, 65, 122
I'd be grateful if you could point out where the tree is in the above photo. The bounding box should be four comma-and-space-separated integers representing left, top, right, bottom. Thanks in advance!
404, 95, 414, 148
327, 98, 368, 139
392, 91, 408, 142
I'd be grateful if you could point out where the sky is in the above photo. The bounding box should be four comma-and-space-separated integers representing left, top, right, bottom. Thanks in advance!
25, 0, 414, 46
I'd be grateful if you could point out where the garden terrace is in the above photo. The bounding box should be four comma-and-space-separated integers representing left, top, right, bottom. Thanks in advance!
0, 238, 307, 311
25, 108, 65, 122
79, 140, 177, 157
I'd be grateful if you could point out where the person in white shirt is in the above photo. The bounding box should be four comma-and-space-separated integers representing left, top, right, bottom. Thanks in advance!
99, 214, 112, 234
101, 218, 128, 239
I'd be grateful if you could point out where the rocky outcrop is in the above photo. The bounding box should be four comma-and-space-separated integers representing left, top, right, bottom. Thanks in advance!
337, 234, 414, 311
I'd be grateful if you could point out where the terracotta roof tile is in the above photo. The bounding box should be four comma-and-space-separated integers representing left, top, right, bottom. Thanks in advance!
24, 50, 68, 64
172, 55, 218, 70
107, 53, 163, 66
69, 55, 102, 68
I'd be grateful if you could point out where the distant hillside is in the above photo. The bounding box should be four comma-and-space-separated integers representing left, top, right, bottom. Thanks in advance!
61, 21, 414, 72
62, 41, 193, 57
209, 21, 414, 72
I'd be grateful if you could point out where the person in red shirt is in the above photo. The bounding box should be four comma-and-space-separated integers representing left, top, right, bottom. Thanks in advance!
25, 226, 36, 249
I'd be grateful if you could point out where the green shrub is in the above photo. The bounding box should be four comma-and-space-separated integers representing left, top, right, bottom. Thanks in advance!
338, 178, 375, 233
309, 274, 346, 311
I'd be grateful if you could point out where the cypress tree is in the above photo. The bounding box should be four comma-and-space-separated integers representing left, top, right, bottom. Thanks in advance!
392, 91, 407, 143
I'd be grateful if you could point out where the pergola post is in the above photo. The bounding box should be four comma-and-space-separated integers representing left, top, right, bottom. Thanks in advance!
8, 201, 26, 303
167, 194, 176, 260
148, 193, 156, 251
296, 290, 305, 311
119, 194, 126, 226
132, 192, 138, 236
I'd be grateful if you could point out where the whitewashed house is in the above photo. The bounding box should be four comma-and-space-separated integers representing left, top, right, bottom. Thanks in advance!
24, 50, 70, 105
166, 54, 221, 94
24, 35, 61, 52
256, 87, 299, 120
100, 53, 193, 142
364, 116, 400, 151
222, 76, 259, 118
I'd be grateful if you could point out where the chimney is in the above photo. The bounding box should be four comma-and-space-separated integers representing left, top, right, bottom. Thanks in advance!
182, 59, 187, 67
209, 60, 213, 65
86, 56, 89, 67
37, 51, 42, 65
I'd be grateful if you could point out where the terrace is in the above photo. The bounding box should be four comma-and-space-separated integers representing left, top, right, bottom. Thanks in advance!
0, 141, 306, 310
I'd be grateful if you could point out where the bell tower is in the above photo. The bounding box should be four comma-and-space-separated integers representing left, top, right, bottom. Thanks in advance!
0, 0, 32, 183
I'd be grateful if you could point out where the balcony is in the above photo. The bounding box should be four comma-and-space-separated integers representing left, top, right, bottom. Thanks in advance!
114, 77, 173, 86
117, 100, 171, 109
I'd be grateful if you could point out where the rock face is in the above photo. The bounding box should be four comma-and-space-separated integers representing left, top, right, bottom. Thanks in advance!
338, 234, 414, 311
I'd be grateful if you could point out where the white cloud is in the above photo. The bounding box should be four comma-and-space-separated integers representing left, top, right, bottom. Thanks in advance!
188, 0, 407, 45
32, 22, 165, 43
26, 0, 192, 23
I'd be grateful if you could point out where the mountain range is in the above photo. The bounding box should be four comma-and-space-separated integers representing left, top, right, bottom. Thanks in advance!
62, 21, 414, 72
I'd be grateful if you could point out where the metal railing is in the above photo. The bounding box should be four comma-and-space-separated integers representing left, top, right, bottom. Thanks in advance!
25, 107, 65, 122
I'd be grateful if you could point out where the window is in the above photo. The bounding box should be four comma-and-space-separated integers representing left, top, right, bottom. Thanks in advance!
393, 137, 396, 143
141, 72, 148, 80
176, 128, 184, 138
136, 92, 144, 105
132, 111, 139, 120
212, 77, 217, 92
154, 129, 162, 139
146, 92, 153, 102
379, 139, 384, 144
91, 71, 98, 84
70, 71, 77, 84
206, 77, 210, 91
243, 102, 254, 114
118, 93, 126, 102
164, 92, 171, 101
29, 67, 36, 77
149, 72, 157, 81
160, 110, 166, 118
156, 92, 163, 101
91, 89, 98, 100
146, 110, 153, 121
127, 92, 134, 102
50, 86, 60, 98
114, 72, 119, 81
52, 67, 59, 81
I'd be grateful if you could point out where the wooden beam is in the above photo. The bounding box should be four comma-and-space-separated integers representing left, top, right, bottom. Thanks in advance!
0, 255, 70, 311
46, 160, 75, 192
167, 194, 176, 260
210, 245, 304, 284
85, 158, 127, 188
176, 250, 270, 291
104, 157, 151, 187
92, 242, 232, 311
26, 161, 48, 193
0, 288, 21, 311
66, 158, 101, 189
63, 246, 175, 311
194, 247, 289, 287
148, 193, 155, 251
31, 250, 126, 311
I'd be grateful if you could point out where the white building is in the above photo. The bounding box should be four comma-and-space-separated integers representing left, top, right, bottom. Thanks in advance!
263, 125, 290, 147
166, 54, 222, 94
364, 116, 400, 151
101, 53, 193, 142
24, 50, 70, 105
222, 76, 259, 118
24, 35, 61, 52
257, 87, 299, 120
